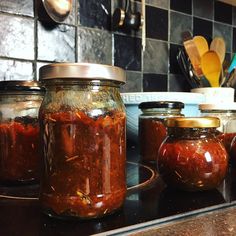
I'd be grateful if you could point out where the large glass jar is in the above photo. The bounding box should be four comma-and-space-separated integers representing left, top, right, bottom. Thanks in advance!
199, 103, 236, 153
0, 81, 44, 185
39, 63, 127, 219
157, 117, 228, 191
138, 101, 184, 164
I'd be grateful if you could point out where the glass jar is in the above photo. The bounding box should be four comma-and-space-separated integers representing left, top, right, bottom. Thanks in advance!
157, 117, 228, 191
138, 101, 184, 164
0, 81, 44, 185
39, 63, 127, 219
199, 103, 236, 153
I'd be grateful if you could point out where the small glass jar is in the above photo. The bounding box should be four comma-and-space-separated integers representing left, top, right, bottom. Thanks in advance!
157, 117, 228, 191
199, 103, 236, 153
39, 63, 126, 219
0, 81, 44, 185
138, 101, 184, 164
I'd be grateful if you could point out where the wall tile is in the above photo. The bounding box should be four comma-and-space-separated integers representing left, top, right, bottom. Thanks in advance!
146, 6, 168, 40
120, 71, 142, 92
78, 0, 111, 30
146, 0, 169, 9
114, 34, 141, 71
0, 15, 34, 60
169, 73, 192, 91
233, 28, 236, 53
37, 21, 76, 62
143, 73, 167, 91
36, 62, 49, 81
233, 7, 236, 26
0, 0, 33, 17
143, 39, 168, 74
213, 22, 232, 52
215, 1, 232, 25
0, 59, 33, 81
77, 27, 112, 65
193, 17, 212, 40
193, 0, 213, 20
170, 0, 192, 15
170, 11, 192, 44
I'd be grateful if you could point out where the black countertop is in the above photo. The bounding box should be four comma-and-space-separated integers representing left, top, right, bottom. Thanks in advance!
1, 147, 236, 235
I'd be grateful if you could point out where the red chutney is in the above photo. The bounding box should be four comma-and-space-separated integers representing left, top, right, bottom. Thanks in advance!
139, 118, 167, 163
217, 132, 236, 153
157, 117, 228, 191
0, 117, 41, 184
40, 111, 126, 219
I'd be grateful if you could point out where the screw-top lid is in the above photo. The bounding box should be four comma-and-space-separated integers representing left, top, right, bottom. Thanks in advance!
138, 101, 184, 109
39, 63, 126, 83
0, 80, 44, 92
199, 103, 236, 111
165, 117, 220, 128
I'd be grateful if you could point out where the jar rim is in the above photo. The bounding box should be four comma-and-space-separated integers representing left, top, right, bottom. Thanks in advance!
39, 63, 126, 83
139, 101, 184, 109
0, 80, 45, 92
165, 117, 220, 128
199, 103, 236, 111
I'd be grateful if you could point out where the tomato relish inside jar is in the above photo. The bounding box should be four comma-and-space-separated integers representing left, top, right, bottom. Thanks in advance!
157, 117, 228, 191
39, 63, 126, 219
0, 81, 44, 185
138, 101, 184, 164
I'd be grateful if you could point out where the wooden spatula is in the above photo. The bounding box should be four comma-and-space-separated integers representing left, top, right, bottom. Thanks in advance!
182, 31, 203, 77
193, 36, 209, 57
201, 51, 221, 87
210, 37, 226, 64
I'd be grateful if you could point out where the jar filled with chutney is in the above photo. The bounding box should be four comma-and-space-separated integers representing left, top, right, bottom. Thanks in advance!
199, 103, 236, 154
39, 63, 127, 219
157, 117, 228, 191
138, 101, 184, 164
0, 81, 44, 185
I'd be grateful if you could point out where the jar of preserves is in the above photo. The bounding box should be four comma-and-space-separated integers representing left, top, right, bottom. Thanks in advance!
39, 63, 126, 219
157, 117, 228, 191
138, 101, 184, 164
199, 103, 236, 153
0, 81, 44, 185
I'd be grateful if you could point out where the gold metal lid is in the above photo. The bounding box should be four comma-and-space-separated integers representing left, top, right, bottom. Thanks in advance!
39, 63, 126, 83
165, 117, 220, 128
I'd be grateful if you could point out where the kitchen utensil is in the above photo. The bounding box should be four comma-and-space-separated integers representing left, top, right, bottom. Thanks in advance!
177, 48, 200, 88
193, 35, 209, 57
182, 32, 203, 77
42, 0, 72, 23
228, 53, 236, 74
210, 37, 226, 64
201, 51, 221, 87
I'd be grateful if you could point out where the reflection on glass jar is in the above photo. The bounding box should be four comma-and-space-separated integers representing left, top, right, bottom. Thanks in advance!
39, 63, 127, 219
0, 81, 44, 185
158, 117, 228, 191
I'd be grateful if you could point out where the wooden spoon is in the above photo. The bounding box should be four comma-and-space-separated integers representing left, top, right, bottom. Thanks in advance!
210, 37, 226, 64
193, 36, 209, 57
183, 38, 203, 77
201, 51, 221, 87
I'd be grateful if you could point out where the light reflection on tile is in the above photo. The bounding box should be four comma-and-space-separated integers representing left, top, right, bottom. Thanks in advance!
0, 15, 34, 60
0, 0, 33, 17
77, 27, 112, 65
0, 59, 33, 81
37, 21, 75, 62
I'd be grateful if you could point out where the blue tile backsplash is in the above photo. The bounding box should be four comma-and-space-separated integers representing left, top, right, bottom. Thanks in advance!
0, 0, 236, 92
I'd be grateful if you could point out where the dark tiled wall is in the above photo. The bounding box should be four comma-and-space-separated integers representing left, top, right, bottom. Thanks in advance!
0, 0, 236, 92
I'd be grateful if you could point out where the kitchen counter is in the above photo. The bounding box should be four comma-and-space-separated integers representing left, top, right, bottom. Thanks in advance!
1, 158, 236, 236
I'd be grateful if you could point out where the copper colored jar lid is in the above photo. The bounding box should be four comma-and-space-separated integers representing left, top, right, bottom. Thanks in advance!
39, 63, 126, 83
165, 117, 220, 128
